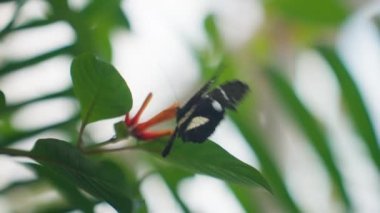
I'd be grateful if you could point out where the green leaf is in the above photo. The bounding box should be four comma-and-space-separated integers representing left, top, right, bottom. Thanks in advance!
68, 0, 130, 60
265, 0, 348, 25
228, 183, 260, 213
71, 53, 132, 124
204, 14, 223, 52
266, 67, 352, 210
317, 46, 380, 171
83, 0, 130, 30
152, 162, 193, 213
31, 138, 133, 212
141, 139, 272, 192
0, 90, 5, 110
230, 101, 301, 212
27, 163, 95, 213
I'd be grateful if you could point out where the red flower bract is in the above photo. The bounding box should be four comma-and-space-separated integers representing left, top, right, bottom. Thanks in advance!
124, 92, 178, 140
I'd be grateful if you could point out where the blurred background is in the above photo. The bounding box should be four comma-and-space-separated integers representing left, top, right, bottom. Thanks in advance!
1, 0, 380, 212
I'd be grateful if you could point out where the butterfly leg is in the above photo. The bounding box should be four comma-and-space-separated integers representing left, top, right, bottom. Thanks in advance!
161, 128, 178, 157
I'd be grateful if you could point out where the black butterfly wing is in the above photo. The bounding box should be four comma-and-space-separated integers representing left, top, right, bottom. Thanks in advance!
209, 80, 249, 110
177, 76, 217, 120
178, 81, 248, 142
178, 97, 225, 143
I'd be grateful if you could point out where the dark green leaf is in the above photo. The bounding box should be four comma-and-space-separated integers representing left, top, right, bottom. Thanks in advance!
0, 90, 5, 110
31, 138, 133, 212
71, 53, 132, 123
317, 46, 380, 171
114, 120, 129, 139
265, 0, 348, 25
34, 204, 77, 213
141, 139, 271, 192
27, 163, 95, 213
266, 67, 352, 210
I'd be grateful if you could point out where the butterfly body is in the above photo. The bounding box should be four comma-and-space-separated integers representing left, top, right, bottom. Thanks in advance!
162, 78, 249, 157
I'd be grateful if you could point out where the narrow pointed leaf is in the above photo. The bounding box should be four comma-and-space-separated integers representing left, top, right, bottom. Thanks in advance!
31, 138, 133, 212
230, 104, 301, 212
266, 67, 352, 210
153, 164, 193, 213
317, 46, 380, 171
228, 183, 260, 213
204, 14, 223, 52
71, 53, 132, 124
0, 90, 5, 111
141, 139, 272, 192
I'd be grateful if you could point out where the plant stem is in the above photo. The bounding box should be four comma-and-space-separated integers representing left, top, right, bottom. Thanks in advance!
83, 144, 140, 155
76, 122, 86, 150
83, 136, 121, 150
76, 93, 99, 149
0, 147, 32, 158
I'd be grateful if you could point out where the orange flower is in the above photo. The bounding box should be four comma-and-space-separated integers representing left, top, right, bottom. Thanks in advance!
125, 92, 178, 140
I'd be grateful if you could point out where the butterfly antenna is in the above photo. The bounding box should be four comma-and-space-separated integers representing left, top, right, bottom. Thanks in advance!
161, 128, 178, 157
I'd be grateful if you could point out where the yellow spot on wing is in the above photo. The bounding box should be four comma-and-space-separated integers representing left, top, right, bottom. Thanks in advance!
186, 116, 209, 131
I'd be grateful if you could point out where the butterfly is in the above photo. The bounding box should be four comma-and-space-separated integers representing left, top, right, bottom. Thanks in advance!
161, 76, 249, 157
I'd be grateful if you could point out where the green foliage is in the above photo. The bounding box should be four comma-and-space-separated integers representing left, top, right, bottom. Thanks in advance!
266, 67, 352, 210
0, 90, 5, 110
317, 46, 380, 171
30, 139, 133, 212
0, 0, 378, 212
152, 163, 194, 213
71, 53, 132, 124
230, 100, 302, 213
27, 163, 95, 213
77, 0, 130, 60
204, 15, 223, 52
265, 0, 348, 25
141, 139, 272, 192
201, 16, 301, 212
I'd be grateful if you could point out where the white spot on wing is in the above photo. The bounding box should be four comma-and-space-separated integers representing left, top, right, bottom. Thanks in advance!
218, 88, 230, 101
212, 100, 223, 112
186, 116, 209, 131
